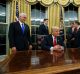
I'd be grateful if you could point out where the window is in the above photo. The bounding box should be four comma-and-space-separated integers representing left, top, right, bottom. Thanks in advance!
64, 4, 78, 26
0, 1, 6, 23
0, 0, 7, 55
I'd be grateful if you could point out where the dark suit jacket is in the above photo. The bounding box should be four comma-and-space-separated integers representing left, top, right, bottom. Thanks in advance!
73, 28, 80, 48
8, 21, 31, 51
41, 34, 64, 51
67, 27, 80, 48
38, 24, 49, 35
66, 27, 74, 48
67, 27, 73, 40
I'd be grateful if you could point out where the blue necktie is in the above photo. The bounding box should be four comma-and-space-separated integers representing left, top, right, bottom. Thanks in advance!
22, 23, 25, 33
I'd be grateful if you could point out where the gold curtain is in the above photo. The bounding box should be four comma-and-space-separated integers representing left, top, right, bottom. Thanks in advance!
55, 4, 60, 27
48, 3, 60, 33
10, 0, 16, 22
74, 0, 80, 5
58, 0, 69, 6
48, 4, 54, 33
10, 0, 31, 26
78, 6, 80, 22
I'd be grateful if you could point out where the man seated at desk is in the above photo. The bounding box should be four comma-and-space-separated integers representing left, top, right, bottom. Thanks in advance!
42, 27, 64, 61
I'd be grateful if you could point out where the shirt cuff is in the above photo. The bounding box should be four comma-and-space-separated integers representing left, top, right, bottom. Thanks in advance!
50, 47, 54, 54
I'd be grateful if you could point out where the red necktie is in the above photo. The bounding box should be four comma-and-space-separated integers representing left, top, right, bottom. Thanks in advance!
53, 36, 57, 46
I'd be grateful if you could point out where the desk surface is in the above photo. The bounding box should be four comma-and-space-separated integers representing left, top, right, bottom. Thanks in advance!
2, 49, 80, 74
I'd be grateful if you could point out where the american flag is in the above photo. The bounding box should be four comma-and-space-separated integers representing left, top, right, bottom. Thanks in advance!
16, 1, 19, 21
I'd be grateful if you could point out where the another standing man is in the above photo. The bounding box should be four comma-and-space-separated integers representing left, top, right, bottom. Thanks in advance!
37, 19, 49, 49
38, 19, 49, 35
66, 22, 75, 48
67, 21, 80, 63
8, 13, 32, 53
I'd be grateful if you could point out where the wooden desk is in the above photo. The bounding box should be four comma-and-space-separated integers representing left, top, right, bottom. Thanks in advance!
1, 49, 80, 74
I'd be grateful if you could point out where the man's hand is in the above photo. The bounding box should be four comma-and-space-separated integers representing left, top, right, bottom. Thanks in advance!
12, 47, 16, 54
54, 45, 64, 51
29, 45, 32, 50
28, 45, 32, 53
50, 45, 61, 54
71, 38, 75, 40
50, 45, 64, 55
54, 45, 61, 50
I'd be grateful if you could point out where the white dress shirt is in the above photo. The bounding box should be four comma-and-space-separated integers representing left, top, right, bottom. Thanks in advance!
19, 21, 24, 28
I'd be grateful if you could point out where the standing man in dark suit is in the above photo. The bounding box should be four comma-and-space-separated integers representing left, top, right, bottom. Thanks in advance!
42, 27, 64, 54
73, 21, 80, 48
67, 21, 80, 62
66, 22, 75, 48
37, 19, 49, 49
8, 13, 32, 53
67, 21, 80, 48
38, 19, 49, 35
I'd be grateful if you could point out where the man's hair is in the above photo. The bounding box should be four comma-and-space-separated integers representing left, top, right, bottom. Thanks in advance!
70, 21, 74, 25
43, 19, 48, 21
51, 26, 59, 33
74, 20, 80, 25
19, 13, 27, 17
